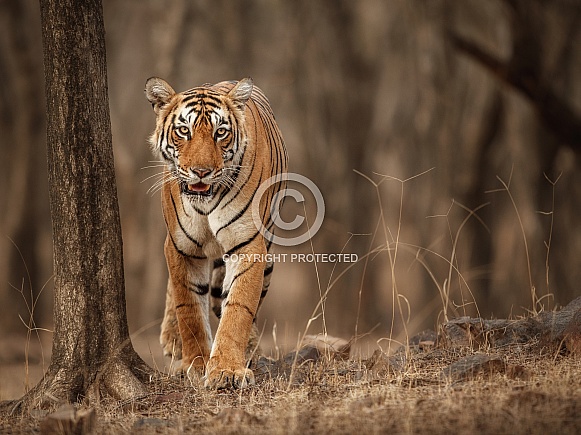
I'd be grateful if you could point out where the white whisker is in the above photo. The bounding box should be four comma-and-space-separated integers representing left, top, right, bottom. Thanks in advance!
218, 174, 241, 193
140, 160, 167, 171
141, 164, 168, 170
145, 171, 180, 196
141, 171, 168, 184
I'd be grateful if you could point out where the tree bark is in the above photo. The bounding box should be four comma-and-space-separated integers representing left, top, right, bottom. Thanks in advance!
2, 0, 150, 414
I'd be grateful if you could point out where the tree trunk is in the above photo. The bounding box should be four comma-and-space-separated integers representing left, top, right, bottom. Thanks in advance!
2, 0, 150, 413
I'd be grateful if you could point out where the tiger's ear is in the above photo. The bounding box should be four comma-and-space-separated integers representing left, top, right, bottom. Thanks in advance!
228, 77, 253, 109
145, 77, 176, 114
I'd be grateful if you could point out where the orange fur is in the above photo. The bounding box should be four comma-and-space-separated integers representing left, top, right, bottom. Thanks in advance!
145, 78, 287, 388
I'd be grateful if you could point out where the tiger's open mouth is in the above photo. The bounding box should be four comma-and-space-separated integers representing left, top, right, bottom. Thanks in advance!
181, 182, 213, 197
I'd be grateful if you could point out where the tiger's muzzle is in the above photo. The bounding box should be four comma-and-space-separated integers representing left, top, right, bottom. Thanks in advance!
180, 181, 214, 197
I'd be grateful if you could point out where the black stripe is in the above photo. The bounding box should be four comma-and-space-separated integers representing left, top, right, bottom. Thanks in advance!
223, 149, 234, 163
214, 142, 251, 207
159, 125, 172, 160
208, 192, 224, 214
227, 151, 245, 186
230, 264, 254, 288
215, 190, 256, 237
224, 301, 254, 318
169, 112, 177, 128
184, 100, 221, 114
211, 286, 223, 298
191, 203, 211, 216
192, 190, 223, 216
260, 289, 268, 298
159, 124, 167, 148
191, 283, 209, 295
165, 225, 206, 259
264, 216, 277, 233
202, 101, 221, 111
213, 258, 225, 268
183, 93, 222, 106
176, 303, 194, 310
161, 146, 172, 162
263, 263, 274, 276
170, 193, 203, 247
224, 231, 260, 257
183, 106, 198, 120
220, 155, 259, 209
163, 195, 204, 259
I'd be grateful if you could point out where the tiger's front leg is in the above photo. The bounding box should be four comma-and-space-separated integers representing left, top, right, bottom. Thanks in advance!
204, 239, 265, 389
164, 236, 213, 376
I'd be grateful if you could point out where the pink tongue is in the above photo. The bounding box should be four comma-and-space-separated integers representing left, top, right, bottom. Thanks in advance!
188, 183, 210, 192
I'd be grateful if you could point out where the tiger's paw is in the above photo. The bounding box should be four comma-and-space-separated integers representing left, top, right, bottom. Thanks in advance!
167, 359, 205, 387
167, 358, 183, 376
160, 328, 182, 360
204, 366, 255, 390
169, 356, 205, 378
161, 339, 183, 361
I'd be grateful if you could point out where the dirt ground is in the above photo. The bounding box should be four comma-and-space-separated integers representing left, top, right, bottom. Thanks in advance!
1, 327, 580, 434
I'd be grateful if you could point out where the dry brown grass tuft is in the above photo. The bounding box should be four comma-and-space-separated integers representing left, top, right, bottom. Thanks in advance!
2, 335, 580, 434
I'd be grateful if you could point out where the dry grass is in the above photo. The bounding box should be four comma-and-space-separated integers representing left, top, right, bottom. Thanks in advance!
3, 170, 579, 434
2, 338, 580, 434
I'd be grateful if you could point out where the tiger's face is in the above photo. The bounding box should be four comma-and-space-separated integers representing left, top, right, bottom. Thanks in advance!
145, 77, 253, 200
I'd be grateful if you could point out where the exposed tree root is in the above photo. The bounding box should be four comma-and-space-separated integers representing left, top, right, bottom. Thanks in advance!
0, 354, 154, 417
101, 359, 151, 401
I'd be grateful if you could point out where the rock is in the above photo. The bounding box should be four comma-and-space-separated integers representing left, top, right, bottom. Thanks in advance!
439, 296, 581, 351
407, 329, 438, 351
302, 334, 351, 360
253, 335, 351, 384
365, 349, 407, 377
440, 317, 541, 348
537, 296, 581, 346
40, 405, 95, 435
283, 345, 321, 365
440, 354, 505, 382
563, 308, 581, 355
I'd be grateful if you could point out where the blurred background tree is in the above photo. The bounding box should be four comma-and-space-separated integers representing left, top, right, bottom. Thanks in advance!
1, 0, 580, 366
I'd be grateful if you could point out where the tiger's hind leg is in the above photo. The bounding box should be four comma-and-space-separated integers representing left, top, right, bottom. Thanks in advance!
160, 279, 182, 360
210, 258, 226, 319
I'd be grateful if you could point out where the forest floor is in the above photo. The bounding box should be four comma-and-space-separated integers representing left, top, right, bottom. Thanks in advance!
1, 301, 581, 435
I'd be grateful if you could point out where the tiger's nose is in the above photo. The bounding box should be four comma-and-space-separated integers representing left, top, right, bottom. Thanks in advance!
192, 168, 212, 178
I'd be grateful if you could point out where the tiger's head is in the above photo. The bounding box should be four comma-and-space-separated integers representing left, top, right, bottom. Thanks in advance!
145, 77, 253, 199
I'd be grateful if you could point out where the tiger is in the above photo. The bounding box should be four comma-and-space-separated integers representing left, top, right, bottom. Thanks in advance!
144, 77, 287, 389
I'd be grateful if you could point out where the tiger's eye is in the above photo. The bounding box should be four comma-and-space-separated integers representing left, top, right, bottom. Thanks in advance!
177, 126, 189, 136
216, 127, 227, 137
